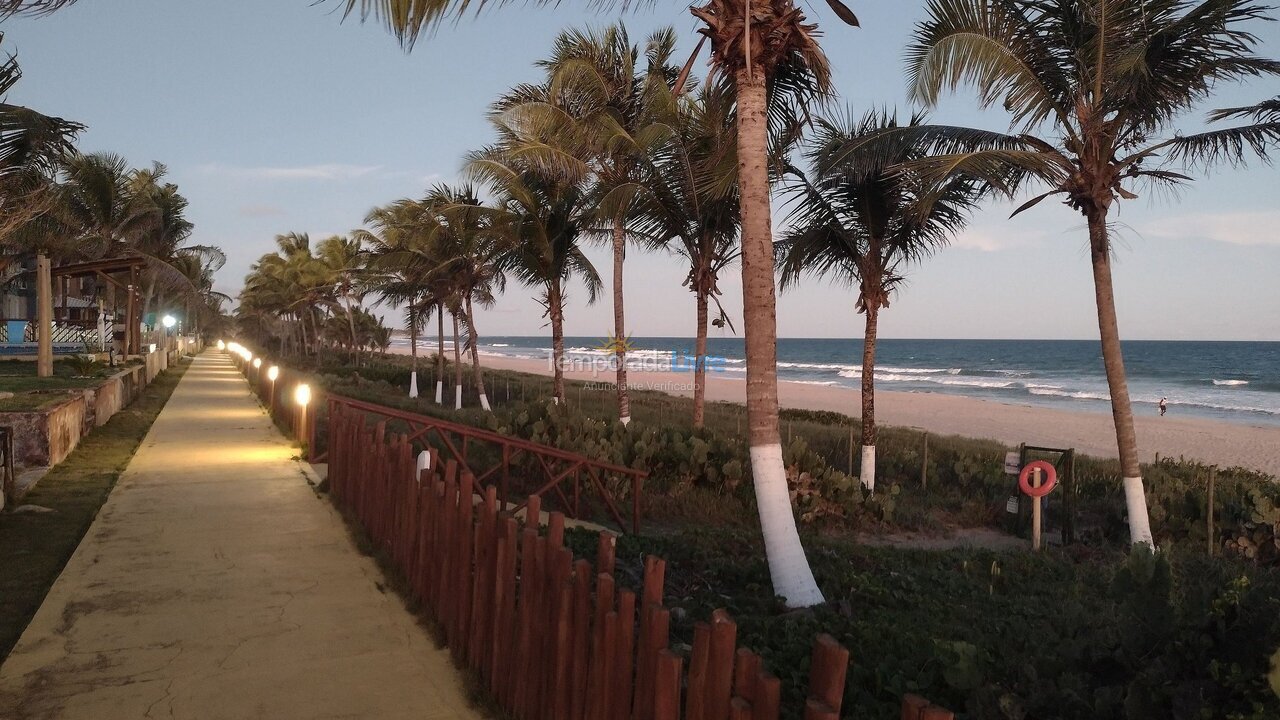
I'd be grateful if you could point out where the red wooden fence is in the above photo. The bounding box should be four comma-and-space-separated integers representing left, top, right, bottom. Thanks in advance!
326, 401, 851, 720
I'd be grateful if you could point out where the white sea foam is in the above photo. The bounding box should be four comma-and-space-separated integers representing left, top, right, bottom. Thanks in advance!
1028, 388, 1111, 401
1213, 379, 1250, 386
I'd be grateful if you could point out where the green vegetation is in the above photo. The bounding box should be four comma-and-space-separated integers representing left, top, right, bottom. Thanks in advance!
0, 358, 189, 659
565, 527, 1280, 720
315, 355, 1279, 551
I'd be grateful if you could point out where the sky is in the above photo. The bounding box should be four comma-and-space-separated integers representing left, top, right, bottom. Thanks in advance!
5, 0, 1280, 341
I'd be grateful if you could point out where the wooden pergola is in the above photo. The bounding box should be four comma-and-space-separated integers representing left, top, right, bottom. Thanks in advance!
37, 255, 149, 370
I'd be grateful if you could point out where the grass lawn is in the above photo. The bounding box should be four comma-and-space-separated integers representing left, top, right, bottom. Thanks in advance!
0, 357, 190, 659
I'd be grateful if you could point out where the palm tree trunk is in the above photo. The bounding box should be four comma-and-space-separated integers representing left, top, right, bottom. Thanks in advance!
548, 281, 566, 404
612, 219, 631, 425
436, 302, 445, 404
859, 302, 879, 492
466, 295, 490, 411
1088, 209, 1153, 546
409, 305, 419, 399
734, 66, 823, 608
452, 310, 463, 410
345, 299, 359, 367
693, 284, 709, 430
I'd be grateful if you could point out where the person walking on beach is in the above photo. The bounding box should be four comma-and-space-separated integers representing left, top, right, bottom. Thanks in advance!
1159, 397, 1168, 417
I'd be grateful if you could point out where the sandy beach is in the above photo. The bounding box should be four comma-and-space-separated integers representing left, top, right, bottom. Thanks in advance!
393, 347, 1280, 474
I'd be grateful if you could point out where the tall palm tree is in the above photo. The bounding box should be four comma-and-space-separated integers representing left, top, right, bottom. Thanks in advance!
522, 24, 682, 426
905, 0, 1280, 546
316, 234, 368, 364
424, 184, 506, 411
468, 95, 602, 405
333, 0, 860, 607
633, 81, 741, 429
777, 110, 984, 492
359, 199, 434, 397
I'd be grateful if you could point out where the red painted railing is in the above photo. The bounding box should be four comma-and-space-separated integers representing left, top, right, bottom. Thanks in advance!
324, 394, 648, 534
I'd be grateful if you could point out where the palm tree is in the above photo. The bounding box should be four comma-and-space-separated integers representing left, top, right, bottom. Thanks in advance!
632, 82, 741, 429
316, 234, 368, 364
359, 199, 434, 397
333, 0, 860, 607
0, 34, 83, 255
424, 184, 506, 411
905, 0, 1280, 546
468, 105, 602, 405
777, 110, 984, 492
520, 24, 682, 426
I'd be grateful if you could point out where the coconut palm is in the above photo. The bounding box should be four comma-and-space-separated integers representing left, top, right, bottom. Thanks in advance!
423, 184, 506, 411
0, 35, 83, 256
316, 234, 368, 365
519, 24, 683, 425
467, 96, 602, 406
359, 199, 435, 396
333, 0, 859, 607
905, 0, 1280, 546
776, 110, 984, 492
632, 81, 741, 429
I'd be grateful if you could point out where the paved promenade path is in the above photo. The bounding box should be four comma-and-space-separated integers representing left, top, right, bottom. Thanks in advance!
0, 352, 479, 720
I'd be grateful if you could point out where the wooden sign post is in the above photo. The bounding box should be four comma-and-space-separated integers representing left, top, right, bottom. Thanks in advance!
1031, 467, 1042, 552
1018, 461, 1057, 553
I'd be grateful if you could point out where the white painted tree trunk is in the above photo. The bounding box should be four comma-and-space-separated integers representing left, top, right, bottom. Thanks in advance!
1124, 476, 1154, 545
860, 445, 876, 492
455, 385, 462, 410
416, 450, 431, 478
480, 393, 491, 411
409, 371, 419, 399
435, 381, 443, 404
749, 444, 825, 607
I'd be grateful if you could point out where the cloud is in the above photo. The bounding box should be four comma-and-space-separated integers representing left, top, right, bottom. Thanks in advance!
1145, 211, 1280, 246
238, 204, 286, 218
198, 163, 382, 181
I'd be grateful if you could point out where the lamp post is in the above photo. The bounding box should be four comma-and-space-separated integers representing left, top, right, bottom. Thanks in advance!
267, 365, 279, 415
252, 357, 262, 387
295, 383, 312, 457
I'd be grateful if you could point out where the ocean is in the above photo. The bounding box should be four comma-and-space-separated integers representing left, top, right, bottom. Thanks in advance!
391, 336, 1280, 427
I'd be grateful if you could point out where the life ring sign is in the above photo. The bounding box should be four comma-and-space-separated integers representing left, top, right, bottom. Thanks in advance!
1018, 460, 1058, 498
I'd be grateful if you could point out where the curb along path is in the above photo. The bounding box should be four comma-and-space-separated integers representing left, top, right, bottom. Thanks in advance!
0, 352, 480, 720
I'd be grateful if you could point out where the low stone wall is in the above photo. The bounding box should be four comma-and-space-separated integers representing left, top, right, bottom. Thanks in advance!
5, 394, 87, 468
1, 355, 170, 488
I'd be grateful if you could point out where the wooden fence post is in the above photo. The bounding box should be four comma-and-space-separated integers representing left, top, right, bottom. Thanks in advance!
803, 635, 849, 720
653, 650, 684, 720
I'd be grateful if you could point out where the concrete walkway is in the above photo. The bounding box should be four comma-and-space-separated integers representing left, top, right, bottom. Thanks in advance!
0, 353, 480, 720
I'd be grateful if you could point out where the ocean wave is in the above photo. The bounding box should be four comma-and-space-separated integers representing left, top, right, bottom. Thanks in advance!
1028, 388, 1111, 401
836, 369, 1016, 389
1212, 379, 1250, 386
490, 343, 510, 347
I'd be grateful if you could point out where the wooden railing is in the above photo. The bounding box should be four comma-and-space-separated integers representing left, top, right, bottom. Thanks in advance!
324, 395, 648, 534
326, 408, 853, 720
230, 348, 648, 534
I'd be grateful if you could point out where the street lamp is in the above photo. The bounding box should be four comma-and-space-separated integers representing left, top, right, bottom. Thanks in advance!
217, 339, 226, 351
266, 365, 280, 412
162, 315, 176, 329
295, 383, 312, 456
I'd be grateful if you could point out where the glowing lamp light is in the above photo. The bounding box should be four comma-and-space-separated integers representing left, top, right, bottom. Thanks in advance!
267, 366, 279, 382
294, 383, 312, 406
161, 315, 176, 329
149, 343, 157, 353
252, 358, 262, 369
216, 340, 226, 351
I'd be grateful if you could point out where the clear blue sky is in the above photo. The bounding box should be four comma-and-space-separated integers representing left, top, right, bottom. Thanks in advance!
7, 1, 1280, 341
